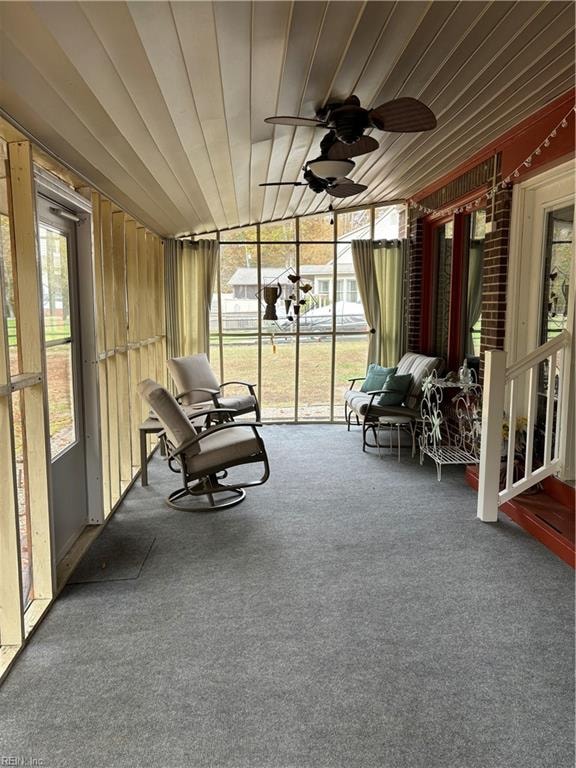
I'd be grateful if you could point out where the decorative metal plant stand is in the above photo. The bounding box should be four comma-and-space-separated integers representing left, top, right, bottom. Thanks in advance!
419, 370, 482, 480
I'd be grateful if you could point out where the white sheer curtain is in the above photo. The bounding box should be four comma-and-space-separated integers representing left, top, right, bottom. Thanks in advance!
165, 239, 218, 358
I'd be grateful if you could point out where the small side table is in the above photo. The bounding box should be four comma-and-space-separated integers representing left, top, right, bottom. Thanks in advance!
139, 417, 163, 486
377, 416, 416, 462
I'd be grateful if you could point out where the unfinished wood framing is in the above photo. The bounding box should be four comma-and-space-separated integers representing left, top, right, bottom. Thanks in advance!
6, 141, 54, 601
91, 196, 165, 503
112, 211, 132, 489
0, 192, 23, 648
90, 191, 112, 517
0, 137, 165, 680
125, 218, 141, 470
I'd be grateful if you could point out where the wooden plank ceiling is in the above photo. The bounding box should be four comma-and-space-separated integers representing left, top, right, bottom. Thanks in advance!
0, 1, 574, 236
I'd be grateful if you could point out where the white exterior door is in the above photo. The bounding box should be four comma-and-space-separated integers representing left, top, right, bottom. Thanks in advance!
506, 160, 575, 480
37, 195, 89, 559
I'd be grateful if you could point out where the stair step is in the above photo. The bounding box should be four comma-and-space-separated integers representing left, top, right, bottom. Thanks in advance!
510, 492, 574, 541
465, 466, 575, 568
542, 474, 576, 510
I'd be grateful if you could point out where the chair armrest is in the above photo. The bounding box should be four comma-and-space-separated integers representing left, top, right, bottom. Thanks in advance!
369, 403, 420, 419
185, 407, 238, 419
177, 387, 221, 409
347, 376, 366, 390
171, 420, 264, 457
365, 390, 386, 407
220, 380, 257, 396
185, 407, 238, 426
177, 387, 220, 399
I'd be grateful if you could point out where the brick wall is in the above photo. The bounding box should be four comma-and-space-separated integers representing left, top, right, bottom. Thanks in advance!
406, 213, 424, 352
481, 184, 512, 364
405, 155, 513, 379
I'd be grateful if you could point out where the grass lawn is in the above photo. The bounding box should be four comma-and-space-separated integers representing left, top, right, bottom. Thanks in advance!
7, 315, 70, 346
211, 335, 369, 420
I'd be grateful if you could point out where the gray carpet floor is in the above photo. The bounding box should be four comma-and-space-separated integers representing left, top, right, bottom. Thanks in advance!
1, 425, 574, 768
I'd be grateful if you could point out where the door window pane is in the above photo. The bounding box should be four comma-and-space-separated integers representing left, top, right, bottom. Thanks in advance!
541, 206, 573, 344
45, 344, 76, 457
39, 224, 76, 457
39, 227, 70, 343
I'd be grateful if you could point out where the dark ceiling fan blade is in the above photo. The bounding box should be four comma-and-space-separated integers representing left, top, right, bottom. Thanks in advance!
259, 181, 306, 187
264, 115, 327, 128
327, 182, 367, 198
325, 135, 379, 160
369, 97, 436, 132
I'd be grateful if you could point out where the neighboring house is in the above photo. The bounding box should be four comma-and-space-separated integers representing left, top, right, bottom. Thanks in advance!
219, 243, 363, 329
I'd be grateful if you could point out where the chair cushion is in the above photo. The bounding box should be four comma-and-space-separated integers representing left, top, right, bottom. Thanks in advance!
186, 426, 261, 475
344, 389, 372, 416
167, 354, 220, 406
218, 394, 258, 414
138, 379, 200, 454
378, 374, 413, 406
360, 364, 396, 393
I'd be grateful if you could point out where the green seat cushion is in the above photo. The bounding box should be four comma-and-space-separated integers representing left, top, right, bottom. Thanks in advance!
360, 364, 396, 393
377, 373, 413, 406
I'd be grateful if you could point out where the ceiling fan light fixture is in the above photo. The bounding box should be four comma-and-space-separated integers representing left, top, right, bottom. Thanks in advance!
307, 158, 354, 180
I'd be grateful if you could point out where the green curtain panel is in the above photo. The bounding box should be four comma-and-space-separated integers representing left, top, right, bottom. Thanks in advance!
351, 239, 381, 364
165, 239, 219, 359
375, 240, 406, 367
165, 238, 180, 359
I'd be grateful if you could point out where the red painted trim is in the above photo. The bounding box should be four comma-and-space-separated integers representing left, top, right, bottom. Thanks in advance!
542, 475, 576, 511
500, 501, 575, 569
465, 466, 575, 568
414, 90, 575, 202
420, 206, 483, 367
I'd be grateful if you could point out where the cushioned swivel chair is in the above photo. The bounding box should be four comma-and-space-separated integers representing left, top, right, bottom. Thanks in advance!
167, 353, 260, 421
138, 379, 269, 511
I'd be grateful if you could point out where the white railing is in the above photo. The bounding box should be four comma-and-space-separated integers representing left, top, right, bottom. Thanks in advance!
477, 330, 572, 522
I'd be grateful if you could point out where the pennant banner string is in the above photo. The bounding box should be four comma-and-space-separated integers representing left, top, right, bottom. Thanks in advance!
408, 106, 575, 218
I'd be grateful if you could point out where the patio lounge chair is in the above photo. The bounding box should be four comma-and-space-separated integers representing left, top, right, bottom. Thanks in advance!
138, 379, 270, 511
167, 353, 260, 421
344, 352, 443, 451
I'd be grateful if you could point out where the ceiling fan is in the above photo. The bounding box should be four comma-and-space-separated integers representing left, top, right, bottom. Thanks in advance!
265, 94, 436, 159
259, 160, 367, 199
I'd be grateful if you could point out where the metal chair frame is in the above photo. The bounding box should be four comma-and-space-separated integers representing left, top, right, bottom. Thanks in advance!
158, 408, 270, 512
